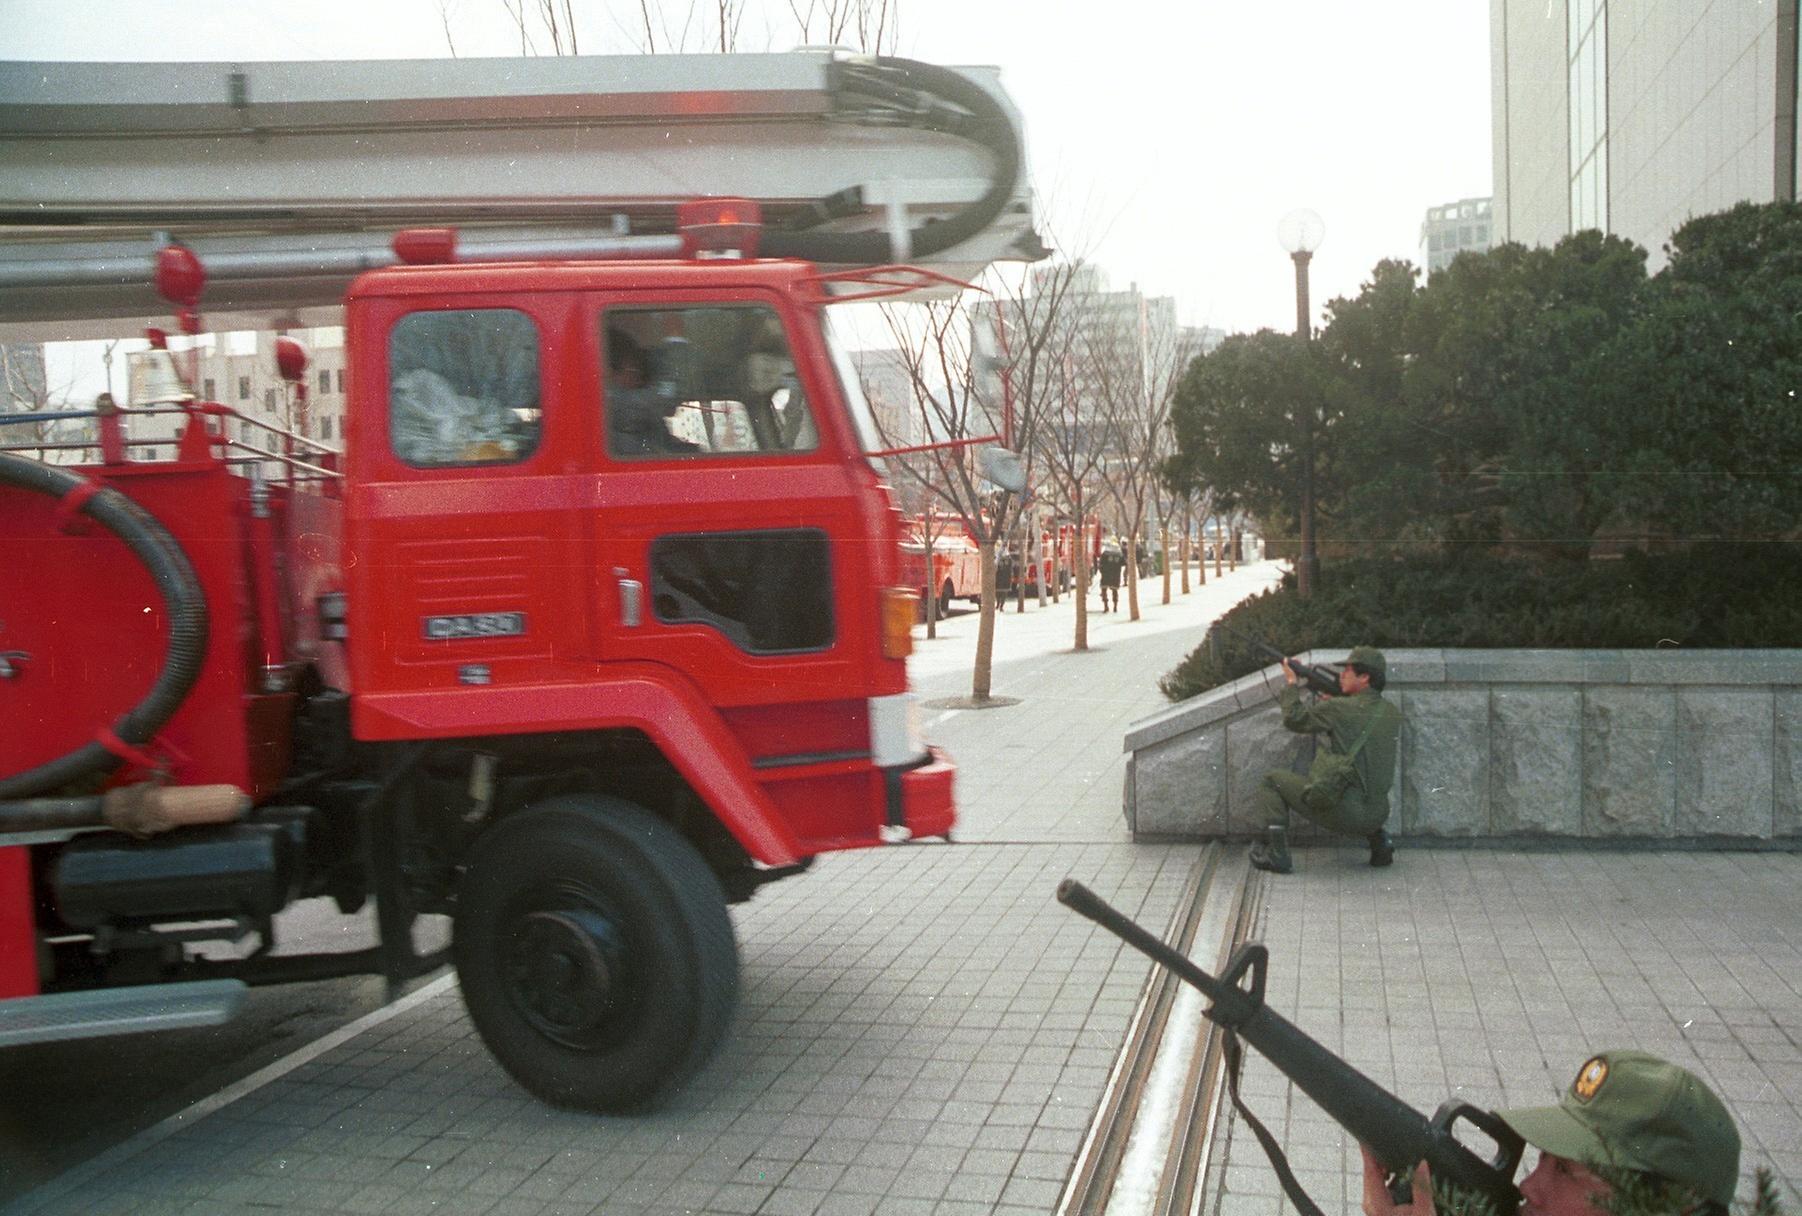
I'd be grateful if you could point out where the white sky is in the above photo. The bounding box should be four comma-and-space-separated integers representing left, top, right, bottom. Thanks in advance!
6, 0, 1492, 391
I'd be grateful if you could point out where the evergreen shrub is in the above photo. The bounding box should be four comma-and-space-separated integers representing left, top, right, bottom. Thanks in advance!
1160, 546, 1802, 702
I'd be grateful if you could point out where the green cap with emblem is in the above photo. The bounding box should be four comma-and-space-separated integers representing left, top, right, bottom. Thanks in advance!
1496, 1051, 1740, 1206
1341, 646, 1386, 681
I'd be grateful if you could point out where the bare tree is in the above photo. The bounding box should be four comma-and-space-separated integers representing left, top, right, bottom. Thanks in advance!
875, 293, 1022, 702
1092, 309, 1195, 620
785, 0, 898, 52
460, 0, 894, 56
1022, 261, 1115, 652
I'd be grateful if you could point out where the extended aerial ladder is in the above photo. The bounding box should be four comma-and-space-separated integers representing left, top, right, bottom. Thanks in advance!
0, 50, 1043, 340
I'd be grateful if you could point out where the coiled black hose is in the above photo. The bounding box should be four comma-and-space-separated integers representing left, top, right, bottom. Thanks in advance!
0, 452, 209, 798
759, 56, 1025, 265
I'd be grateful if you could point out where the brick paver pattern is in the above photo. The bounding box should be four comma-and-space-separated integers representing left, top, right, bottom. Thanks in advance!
1204, 847, 1802, 1213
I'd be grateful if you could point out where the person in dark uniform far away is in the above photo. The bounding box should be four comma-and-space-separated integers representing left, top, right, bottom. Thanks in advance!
1096, 540, 1125, 613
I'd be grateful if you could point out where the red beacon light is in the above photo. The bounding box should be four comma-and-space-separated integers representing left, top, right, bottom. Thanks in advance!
154, 244, 206, 308
393, 228, 458, 265
274, 335, 311, 383
678, 198, 761, 258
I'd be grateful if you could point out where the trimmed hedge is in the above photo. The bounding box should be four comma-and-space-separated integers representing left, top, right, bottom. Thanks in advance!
1160, 545, 1802, 702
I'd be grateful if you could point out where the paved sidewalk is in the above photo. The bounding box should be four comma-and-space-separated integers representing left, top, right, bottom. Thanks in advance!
1204, 846, 1802, 1213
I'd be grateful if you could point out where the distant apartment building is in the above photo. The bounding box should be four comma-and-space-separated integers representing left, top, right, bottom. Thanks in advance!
970, 266, 1185, 463
0, 342, 47, 410
126, 329, 347, 461
1419, 197, 1494, 276
850, 348, 918, 448
0, 341, 96, 463
1491, 0, 1800, 266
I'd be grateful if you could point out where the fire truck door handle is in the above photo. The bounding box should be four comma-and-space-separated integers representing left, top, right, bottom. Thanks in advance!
613, 569, 643, 627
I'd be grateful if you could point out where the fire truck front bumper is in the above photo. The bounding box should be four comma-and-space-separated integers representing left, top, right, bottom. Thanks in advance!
884, 746, 955, 840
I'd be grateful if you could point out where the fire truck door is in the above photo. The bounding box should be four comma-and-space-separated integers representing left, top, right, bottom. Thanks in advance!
347, 299, 590, 705
584, 298, 860, 701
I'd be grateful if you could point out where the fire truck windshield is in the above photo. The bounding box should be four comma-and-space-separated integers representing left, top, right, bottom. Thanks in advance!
821, 310, 887, 469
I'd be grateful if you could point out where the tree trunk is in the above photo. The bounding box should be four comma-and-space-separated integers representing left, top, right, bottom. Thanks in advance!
1214, 534, 1224, 578
1160, 523, 1172, 605
1015, 531, 1028, 613
923, 550, 938, 639
973, 541, 998, 700
1180, 530, 1191, 594
1073, 495, 1090, 651
1126, 528, 1141, 621
1049, 525, 1062, 604
1034, 515, 1048, 607
1230, 522, 1241, 571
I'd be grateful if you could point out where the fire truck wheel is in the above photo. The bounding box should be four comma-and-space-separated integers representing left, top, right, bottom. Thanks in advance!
453, 794, 739, 1112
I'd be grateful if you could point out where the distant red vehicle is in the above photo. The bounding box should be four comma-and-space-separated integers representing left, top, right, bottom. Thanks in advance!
999, 517, 1101, 598
900, 514, 984, 616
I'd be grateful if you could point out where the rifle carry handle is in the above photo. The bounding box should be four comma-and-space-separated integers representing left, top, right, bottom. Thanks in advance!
1431, 1100, 1528, 1187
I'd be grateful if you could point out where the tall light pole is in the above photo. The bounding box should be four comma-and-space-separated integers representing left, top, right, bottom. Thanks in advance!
1277, 208, 1325, 598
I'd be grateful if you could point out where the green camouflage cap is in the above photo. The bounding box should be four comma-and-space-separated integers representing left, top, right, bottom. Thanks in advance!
1496, 1051, 1740, 1206
1342, 646, 1386, 680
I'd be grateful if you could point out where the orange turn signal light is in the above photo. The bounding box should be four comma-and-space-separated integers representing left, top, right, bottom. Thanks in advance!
881, 588, 917, 659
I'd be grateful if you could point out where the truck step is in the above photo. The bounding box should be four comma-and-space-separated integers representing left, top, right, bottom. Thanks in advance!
0, 979, 246, 1048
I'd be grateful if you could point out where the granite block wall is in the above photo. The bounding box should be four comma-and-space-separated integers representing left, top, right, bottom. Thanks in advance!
1124, 649, 1802, 843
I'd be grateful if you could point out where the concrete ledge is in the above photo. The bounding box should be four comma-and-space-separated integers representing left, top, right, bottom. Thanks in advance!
1125, 648, 1802, 843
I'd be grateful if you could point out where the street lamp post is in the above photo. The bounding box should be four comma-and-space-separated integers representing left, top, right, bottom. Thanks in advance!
1277, 208, 1324, 598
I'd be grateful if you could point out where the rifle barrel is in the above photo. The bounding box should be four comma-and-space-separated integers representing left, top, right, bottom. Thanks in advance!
1057, 881, 1519, 1202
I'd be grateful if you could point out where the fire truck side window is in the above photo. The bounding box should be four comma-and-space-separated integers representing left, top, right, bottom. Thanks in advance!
603, 305, 817, 460
649, 528, 834, 653
389, 309, 542, 467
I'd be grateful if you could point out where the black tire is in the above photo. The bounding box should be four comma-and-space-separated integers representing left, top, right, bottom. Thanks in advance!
453, 794, 739, 1111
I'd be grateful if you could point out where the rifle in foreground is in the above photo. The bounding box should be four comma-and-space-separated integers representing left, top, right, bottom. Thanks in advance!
1210, 622, 1342, 697
1056, 879, 1523, 1215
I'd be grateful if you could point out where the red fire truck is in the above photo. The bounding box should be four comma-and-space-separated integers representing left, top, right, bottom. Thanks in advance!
899, 513, 985, 617
0, 51, 1037, 1110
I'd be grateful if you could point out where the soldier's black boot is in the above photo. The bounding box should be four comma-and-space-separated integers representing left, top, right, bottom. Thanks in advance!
1368, 828, 1394, 868
1249, 824, 1293, 875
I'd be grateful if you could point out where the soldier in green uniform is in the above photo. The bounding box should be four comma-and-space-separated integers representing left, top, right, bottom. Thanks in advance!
1247, 645, 1402, 874
1359, 1050, 1741, 1216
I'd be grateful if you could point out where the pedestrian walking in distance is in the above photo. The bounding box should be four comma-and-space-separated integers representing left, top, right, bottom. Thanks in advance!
1247, 646, 1402, 874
